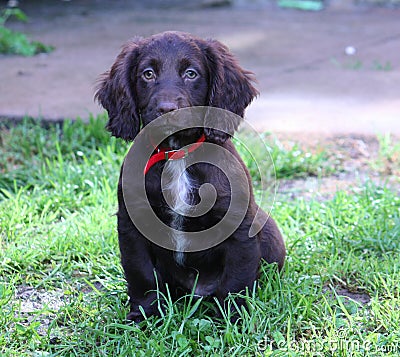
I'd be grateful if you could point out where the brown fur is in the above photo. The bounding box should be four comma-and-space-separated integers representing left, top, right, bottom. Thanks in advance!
96, 31, 285, 322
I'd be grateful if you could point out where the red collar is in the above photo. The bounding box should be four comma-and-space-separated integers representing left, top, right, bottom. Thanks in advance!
144, 134, 206, 174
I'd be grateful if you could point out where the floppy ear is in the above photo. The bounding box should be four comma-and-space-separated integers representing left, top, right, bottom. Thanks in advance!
201, 39, 259, 144
95, 38, 142, 141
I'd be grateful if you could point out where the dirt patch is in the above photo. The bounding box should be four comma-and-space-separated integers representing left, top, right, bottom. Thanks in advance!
16, 286, 65, 312
335, 286, 371, 305
15, 286, 67, 336
276, 133, 400, 200
14, 282, 104, 337
323, 285, 371, 305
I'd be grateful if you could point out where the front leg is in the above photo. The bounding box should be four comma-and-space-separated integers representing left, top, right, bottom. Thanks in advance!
118, 227, 164, 323
116, 169, 165, 323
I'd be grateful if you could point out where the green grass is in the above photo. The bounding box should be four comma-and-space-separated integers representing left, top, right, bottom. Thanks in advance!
0, 7, 54, 56
234, 131, 335, 182
1, 117, 399, 356
373, 133, 400, 176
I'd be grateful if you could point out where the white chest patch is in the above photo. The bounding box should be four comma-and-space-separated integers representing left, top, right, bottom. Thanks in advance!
163, 159, 192, 265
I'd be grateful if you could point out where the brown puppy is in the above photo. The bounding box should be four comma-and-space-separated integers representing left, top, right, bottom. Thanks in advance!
96, 31, 285, 322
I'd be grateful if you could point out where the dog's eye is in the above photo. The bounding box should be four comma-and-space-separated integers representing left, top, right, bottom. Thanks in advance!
142, 69, 156, 81
184, 69, 198, 80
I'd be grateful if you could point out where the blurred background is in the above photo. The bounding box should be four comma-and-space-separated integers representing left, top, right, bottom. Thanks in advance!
1, 0, 399, 134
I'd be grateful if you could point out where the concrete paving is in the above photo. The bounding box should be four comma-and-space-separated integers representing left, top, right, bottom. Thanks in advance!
1, 1, 399, 134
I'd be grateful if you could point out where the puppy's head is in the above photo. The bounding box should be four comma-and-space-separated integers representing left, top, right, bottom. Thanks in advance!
95, 31, 258, 143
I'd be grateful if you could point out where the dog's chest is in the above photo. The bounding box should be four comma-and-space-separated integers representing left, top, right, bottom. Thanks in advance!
163, 159, 193, 265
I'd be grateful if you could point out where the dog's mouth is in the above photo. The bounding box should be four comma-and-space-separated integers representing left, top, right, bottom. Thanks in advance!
141, 107, 208, 150
159, 128, 205, 150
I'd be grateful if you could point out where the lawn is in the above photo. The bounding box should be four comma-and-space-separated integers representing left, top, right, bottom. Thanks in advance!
0, 117, 399, 356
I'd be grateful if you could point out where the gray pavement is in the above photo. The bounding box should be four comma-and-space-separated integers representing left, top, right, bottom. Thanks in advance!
1, 1, 399, 134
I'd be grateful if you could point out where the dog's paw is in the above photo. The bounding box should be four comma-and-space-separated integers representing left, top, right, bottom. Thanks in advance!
126, 310, 146, 324
126, 301, 164, 324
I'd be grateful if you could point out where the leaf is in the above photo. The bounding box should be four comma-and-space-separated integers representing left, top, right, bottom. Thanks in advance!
175, 333, 189, 348
11, 9, 29, 22
205, 335, 220, 348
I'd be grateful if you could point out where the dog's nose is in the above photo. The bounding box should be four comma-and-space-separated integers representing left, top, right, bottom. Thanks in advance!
157, 101, 179, 115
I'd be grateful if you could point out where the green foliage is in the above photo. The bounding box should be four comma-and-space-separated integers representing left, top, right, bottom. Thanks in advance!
0, 7, 54, 56
278, 0, 324, 11
0, 117, 399, 356
331, 57, 394, 72
234, 132, 335, 184
0, 8, 29, 26
0, 114, 124, 193
373, 133, 400, 175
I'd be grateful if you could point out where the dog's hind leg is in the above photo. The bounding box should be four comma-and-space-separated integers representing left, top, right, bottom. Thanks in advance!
258, 212, 286, 270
